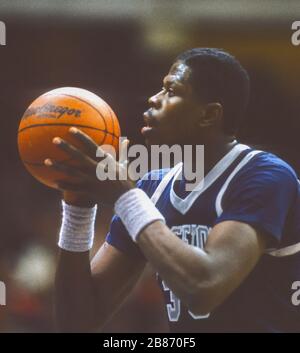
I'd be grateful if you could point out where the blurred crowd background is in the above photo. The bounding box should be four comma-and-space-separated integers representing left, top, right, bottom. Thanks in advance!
0, 0, 300, 332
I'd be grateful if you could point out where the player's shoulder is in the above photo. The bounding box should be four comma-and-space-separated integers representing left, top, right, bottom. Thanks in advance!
136, 168, 171, 196
242, 147, 298, 183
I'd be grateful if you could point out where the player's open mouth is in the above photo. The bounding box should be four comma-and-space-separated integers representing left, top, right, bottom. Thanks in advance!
141, 126, 154, 135
142, 110, 157, 136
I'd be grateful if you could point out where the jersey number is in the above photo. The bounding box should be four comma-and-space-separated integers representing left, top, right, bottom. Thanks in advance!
162, 280, 210, 321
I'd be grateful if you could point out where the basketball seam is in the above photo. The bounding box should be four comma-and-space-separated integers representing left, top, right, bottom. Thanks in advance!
108, 106, 115, 146
47, 93, 110, 145
18, 123, 118, 139
58, 93, 109, 146
52, 93, 109, 133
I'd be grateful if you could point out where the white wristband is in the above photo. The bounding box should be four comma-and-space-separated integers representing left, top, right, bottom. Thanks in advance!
58, 200, 97, 252
114, 188, 165, 242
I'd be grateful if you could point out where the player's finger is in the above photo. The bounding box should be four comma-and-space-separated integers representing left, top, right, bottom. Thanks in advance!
95, 157, 118, 181
44, 158, 87, 178
96, 145, 109, 159
52, 137, 95, 170
69, 127, 98, 157
119, 138, 129, 165
96, 145, 118, 165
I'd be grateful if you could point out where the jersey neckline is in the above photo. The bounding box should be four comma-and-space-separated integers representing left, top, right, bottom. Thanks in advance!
170, 143, 250, 214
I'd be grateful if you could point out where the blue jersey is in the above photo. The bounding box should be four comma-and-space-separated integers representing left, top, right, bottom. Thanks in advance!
106, 143, 300, 332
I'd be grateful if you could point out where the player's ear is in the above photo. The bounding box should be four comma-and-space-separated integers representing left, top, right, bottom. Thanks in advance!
197, 103, 223, 128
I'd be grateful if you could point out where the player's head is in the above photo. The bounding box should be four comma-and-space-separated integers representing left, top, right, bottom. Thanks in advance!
142, 48, 250, 146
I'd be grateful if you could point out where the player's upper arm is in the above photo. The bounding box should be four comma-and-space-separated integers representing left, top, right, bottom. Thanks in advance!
216, 154, 298, 247
191, 155, 298, 314
90, 241, 146, 330
191, 220, 266, 315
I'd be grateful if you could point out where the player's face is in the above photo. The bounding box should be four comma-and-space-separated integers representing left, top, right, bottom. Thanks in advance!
142, 61, 204, 146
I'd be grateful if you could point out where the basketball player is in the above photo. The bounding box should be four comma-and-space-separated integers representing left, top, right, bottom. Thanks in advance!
46, 48, 300, 332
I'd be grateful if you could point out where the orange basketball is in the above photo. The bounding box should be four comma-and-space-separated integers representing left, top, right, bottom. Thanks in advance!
18, 87, 121, 188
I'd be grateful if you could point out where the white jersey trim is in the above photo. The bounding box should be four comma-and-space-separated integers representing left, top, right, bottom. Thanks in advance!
215, 150, 262, 217
215, 151, 300, 258
150, 147, 300, 258
151, 163, 182, 206
170, 143, 250, 215
266, 243, 300, 257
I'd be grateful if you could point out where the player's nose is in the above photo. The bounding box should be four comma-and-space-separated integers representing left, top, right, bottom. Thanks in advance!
148, 90, 163, 109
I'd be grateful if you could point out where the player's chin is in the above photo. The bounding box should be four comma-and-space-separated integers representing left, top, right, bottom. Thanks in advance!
141, 126, 178, 147
142, 127, 159, 145
144, 135, 159, 147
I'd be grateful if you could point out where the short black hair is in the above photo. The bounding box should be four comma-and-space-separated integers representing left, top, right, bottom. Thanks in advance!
176, 48, 250, 135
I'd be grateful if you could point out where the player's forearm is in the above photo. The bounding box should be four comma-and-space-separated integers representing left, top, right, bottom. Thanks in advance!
137, 221, 213, 314
114, 189, 215, 313
54, 196, 102, 331
55, 250, 100, 332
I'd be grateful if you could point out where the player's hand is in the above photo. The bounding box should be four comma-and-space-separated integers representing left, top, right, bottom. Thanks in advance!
44, 127, 135, 206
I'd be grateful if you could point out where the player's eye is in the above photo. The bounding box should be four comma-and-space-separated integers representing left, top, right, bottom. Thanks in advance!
167, 88, 175, 97
162, 87, 175, 97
